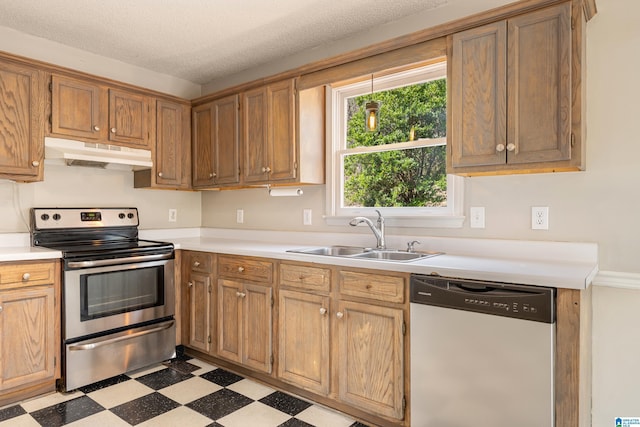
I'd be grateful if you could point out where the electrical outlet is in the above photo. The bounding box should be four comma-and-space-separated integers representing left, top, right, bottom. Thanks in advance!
303, 209, 312, 225
531, 206, 549, 230
470, 206, 485, 229
168, 209, 177, 222
236, 209, 244, 224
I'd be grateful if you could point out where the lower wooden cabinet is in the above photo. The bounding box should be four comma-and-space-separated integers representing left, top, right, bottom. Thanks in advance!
336, 300, 404, 419
182, 252, 215, 355
278, 289, 330, 395
218, 279, 273, 373
0, 260, 60, 406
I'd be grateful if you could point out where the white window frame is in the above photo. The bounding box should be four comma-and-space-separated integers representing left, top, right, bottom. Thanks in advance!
325, 62, 464, 228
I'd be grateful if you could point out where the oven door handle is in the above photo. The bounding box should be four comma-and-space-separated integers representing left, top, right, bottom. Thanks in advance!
67, 252, 173, 269
68, 319, 175, 351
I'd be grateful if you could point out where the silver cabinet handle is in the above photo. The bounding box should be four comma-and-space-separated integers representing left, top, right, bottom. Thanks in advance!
320, 307, 327, 315
32, 160, 40, 167
22, 273, 30, 281
236, 291, 246, 298
93, 125, 100, 131
496, 144, 505, 152
506, 143, 516, 152
111, 127, 117, 133
336, 311, 344, 319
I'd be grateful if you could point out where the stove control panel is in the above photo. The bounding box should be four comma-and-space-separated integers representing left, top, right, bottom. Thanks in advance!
31, 208, 139, 229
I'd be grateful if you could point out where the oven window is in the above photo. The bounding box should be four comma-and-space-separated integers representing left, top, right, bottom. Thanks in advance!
80, 266, 165, 321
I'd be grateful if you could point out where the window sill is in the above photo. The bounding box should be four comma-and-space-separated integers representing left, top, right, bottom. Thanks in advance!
324, 215, 465, 229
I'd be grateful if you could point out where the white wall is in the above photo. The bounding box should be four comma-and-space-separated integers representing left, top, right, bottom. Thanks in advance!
0, 164, 201, 232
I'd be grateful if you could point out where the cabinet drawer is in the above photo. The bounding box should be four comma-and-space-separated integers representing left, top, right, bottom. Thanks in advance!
218, 256, 273, 283
189, 252, 213, 273
280, 263, 330, 293
0, 261, 56, 289
339, 270, 405, 303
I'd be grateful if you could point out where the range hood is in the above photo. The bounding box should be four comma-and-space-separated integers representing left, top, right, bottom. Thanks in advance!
44, 137, 153, 169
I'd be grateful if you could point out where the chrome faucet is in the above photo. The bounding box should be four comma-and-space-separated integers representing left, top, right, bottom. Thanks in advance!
349, 210, 386, 249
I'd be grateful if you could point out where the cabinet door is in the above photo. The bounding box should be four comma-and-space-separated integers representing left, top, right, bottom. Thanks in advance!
217, 279, 242, 363
212, 95, 240, 185
242, 86, 269, 183
242, 283, 273, 373
278, 290, 329, 394
0, 286, 56, 391
0, 61, 44, 180
336, 300, 404, 420
449, 21, 507, 168
51, 75, 103, 140
155, 100, 189, 188
108, 89, 152, 148
507, 2, 571, 164
192, 103, 215, 188
267, 79, 296, 181
187, 273, 212, 354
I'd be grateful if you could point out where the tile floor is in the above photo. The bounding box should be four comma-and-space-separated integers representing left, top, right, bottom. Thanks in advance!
0, 354, 369, 427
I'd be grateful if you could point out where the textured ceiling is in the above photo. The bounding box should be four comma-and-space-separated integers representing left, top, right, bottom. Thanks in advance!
0, 0, 450, 85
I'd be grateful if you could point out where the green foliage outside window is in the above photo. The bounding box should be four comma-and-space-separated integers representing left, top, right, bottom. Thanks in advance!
344, 78, 447, 208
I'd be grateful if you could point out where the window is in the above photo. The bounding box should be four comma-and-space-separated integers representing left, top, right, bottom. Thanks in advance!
326, 62, 463, 227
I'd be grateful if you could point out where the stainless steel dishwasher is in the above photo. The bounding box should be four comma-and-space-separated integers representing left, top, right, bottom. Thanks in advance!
410, 274, 555, 427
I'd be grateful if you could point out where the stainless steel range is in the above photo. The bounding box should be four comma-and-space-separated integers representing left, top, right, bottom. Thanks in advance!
31, 207, 176, 391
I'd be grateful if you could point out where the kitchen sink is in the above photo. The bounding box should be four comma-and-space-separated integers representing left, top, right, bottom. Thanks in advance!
287, 246, 442, 262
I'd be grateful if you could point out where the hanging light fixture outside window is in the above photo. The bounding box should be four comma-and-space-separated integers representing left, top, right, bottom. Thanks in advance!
365, 74, 380, 132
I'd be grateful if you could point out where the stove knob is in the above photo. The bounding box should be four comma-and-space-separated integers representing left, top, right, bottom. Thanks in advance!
40, 214, 50, 221
127, 213, 135, 219
118, 213, 126, 219
52, 213, 61, 221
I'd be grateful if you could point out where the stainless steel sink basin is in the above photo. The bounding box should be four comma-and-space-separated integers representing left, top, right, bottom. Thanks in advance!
287, 246, 442, 262
352, 250, 436, 262
288, 246, 370, 256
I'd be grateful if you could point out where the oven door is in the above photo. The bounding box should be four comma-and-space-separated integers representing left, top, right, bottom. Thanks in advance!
64, 258, 174, 341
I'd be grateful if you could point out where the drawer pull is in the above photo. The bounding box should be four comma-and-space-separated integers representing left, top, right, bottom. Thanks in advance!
336, 311, 344, 319
366, 284, 372, 290
298, 275, 305, 281
22, 273, 30, 281
193, 261, 201, 267
236, 291, 246, 298
238, 266, 245, 273
93, 125, 100, 131
188, 281, 193, 287
32, 160, 40, 167
111, 127, 117, 133
0, 306, 3, 313
319, 307, 327, 315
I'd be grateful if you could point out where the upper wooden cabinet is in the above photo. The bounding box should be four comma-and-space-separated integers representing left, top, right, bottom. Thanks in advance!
135, 99, 191, 189
448, 2, 579, 175
242, 79, 296, 183
50, 74, 153, 149
192, 78, 324, 189
0, 60, 45, 182
192, 94, 240, 188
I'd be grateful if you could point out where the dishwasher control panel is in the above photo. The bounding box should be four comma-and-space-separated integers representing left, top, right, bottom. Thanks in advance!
410, 275, 555, 323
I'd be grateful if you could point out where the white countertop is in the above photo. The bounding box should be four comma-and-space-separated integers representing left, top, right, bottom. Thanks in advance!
164, 229, 598, 290
0, 229, 598, 289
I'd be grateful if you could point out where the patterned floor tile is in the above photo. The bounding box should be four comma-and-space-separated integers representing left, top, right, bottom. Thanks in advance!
216, 401, 291, 427
0, 414, 40, 427
187, 358, 218, 375
0, 404, 26, 422
109, 392, 180, 425
259, 391, 313, 416
137, 406, 213, 427
158, 376, 223, 405
186, 388, 253, 420
65, 409, 131, 427
278, 418, 315, 427
78, 374, 130, 394
20, 390, 85, 413
162, 358, 202, 374
87, 379, 155, 409
126, 363, 167, 379
295, 405, 355, 427
226, 378, 275, 400
200, 368, 244, 387
134, 367, 193, 390
29, 395, 105, 427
